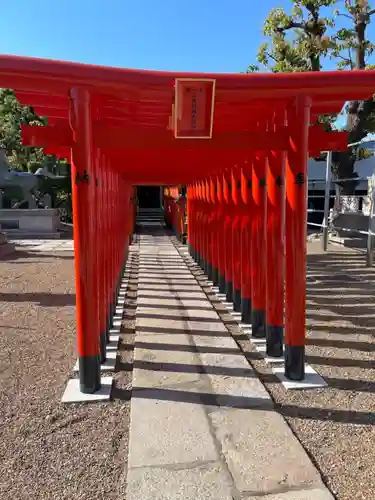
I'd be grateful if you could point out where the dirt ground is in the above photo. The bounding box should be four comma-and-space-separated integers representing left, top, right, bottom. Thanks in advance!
190, 240, 375, 500
0, 245, 137, 500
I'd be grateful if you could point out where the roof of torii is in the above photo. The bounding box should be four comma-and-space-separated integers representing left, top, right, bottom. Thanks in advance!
1, 54, 375, 184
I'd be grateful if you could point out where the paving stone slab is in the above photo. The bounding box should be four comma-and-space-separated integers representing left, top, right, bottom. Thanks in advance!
133, 342, 202, 388
127, 397, 219, 468
135, 332, 232, 349
138, 257, 184, 261
133, 333, 271, 407
138, 274, 194, 280
140, 251, 180, 255
138, 278, 198, 284
137, 283, 202, 291
245, 489, 335, 500
137, 269, 190, 273
136, 306, 220, 320
138, 264, 187, 269
209, 408, 326, 495
138, 264, 185, 268
137, 288, 206, 298
206, 374, 272, 409
135, 316, 229, 333
137, 297, 214, 309
126, 462, 234, 500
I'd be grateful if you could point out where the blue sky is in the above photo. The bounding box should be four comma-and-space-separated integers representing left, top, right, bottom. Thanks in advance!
1, 0, 375, 133
1, 0, 370, 73
0, 0, 274, 72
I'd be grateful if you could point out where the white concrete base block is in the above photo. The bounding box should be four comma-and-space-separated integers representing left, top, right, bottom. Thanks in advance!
239, 322, 251, 330
109, 333, 120, 343
73, 350, 117, 373
109, 326, 121, 335
61, 376, 113, 403
113, 319, 122, 327
256, 344, 285, 364
106, 340, 119, 351
272, 365, 328, 390
250, 337, 266, 345
99, 357, 116, 371
241, 326, 253, 335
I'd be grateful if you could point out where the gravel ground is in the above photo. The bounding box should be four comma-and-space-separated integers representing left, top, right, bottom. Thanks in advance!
183, 239, 375, 500
0, 244, 138, 500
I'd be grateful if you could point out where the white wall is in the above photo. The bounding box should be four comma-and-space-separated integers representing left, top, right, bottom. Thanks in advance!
308, 156, 375, 190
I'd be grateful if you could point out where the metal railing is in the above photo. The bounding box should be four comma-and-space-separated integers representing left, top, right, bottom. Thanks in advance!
307, 152, 375, 266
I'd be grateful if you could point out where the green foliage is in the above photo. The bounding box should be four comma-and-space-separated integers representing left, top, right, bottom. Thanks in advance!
0, 88, 69, 174
0, 88, 72, 211
0, 88, 45, 171
251, 0, 375, 192
257, 1, 337, 73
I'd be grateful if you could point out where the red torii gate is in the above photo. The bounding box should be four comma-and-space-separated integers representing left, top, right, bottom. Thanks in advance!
1, 54, 374, 395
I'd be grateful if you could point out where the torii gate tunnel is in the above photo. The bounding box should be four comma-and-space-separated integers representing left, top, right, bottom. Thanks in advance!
2, 55, 375, 394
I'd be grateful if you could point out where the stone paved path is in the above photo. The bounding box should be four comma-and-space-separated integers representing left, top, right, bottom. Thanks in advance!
125, 223, 334, 499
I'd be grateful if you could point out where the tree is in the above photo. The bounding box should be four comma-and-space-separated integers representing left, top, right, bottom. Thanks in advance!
252, 1, 337, 73
0, 88, 72, 214
330, 0, 375, 191
251, 0, 375, 193
0, 88, 46, 172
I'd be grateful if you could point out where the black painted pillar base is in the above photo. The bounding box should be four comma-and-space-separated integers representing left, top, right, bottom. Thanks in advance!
106, 315, 111, 342
196, 251, 201, 265
79, 355, 101, 394
207, 263, 213, 281
266, 325, 284, 358
199, 256, 205, 271
219, 273, 226, 294
109, 302, 114, 328
226, 280, 233, 303
204, 259, 209, 276
251, 309, 266, 338
233, 289, 241, 312
188, 243, 193, 257
284, 344, 305, 381
241, 298, 252, 324
100, 331, 107, 364
213, 267, 219, 286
